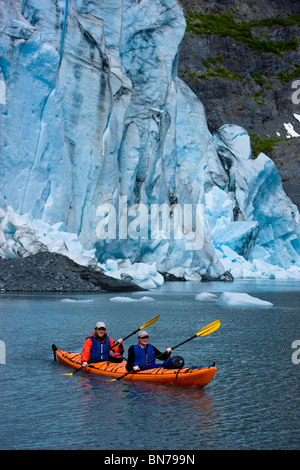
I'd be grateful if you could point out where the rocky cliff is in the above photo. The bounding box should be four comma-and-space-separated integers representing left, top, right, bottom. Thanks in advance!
178, 0, 300, 207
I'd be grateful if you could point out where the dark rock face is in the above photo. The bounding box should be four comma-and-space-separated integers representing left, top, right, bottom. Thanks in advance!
0, 252, 144, 293
178, 0, 299, 19
178, 0, 300, 207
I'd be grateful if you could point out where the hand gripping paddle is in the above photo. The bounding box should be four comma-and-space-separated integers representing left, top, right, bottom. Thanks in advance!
63, 314, 160, 376
112, 319, 221, 381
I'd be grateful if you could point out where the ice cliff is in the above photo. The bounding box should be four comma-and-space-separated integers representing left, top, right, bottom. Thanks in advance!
1, 0, 300, 286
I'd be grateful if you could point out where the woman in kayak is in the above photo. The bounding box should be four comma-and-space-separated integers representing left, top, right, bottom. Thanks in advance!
81, 321, 124, 366
126, 330, 172, 371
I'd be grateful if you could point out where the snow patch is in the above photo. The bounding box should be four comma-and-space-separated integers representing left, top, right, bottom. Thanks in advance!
293, 114, 300, 123
284, 122, 300, 138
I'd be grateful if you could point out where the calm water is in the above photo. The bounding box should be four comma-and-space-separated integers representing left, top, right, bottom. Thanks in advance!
0, 280, 299, 450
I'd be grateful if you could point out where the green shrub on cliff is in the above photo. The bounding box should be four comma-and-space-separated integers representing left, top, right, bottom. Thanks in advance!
185, 13, 300, 55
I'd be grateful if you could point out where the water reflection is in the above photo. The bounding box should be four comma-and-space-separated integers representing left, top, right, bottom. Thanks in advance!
1, 286, 299, 450
63, 371, 222, 449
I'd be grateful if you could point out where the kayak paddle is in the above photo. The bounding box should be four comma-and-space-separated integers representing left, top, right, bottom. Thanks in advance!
63, 314, 160, 376
112, 319, 221, 381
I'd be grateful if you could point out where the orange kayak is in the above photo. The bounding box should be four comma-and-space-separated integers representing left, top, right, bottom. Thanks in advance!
54, 347, 217, 388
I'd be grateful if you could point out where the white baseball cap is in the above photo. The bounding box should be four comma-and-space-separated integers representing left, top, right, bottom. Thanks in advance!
138, 330, 149, 338
95, 322, 106, 329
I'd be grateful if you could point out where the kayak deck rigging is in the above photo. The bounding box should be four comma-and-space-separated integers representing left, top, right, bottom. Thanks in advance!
53, 346, 217, 389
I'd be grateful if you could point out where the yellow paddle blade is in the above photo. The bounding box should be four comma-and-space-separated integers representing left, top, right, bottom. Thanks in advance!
62, 372, 74, 376
140, 314, 159, 330
196, 320, 221, 337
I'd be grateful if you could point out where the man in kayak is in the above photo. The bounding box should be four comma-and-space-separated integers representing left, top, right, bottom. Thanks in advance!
81, 321, 124, 367
126, 330, 172, 371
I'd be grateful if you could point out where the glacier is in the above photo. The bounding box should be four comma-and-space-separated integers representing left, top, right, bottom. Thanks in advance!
1, 0, 300, 288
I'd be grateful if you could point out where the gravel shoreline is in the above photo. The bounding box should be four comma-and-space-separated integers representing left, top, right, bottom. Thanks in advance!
0, 252, 144, 293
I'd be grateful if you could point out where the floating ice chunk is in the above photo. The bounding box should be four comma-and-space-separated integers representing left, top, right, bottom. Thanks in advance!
195, 292, 218, 302
110, 297, 136, 302
110, 296, 155, 302
216, 292, 273, 307
60, 298, 94, 303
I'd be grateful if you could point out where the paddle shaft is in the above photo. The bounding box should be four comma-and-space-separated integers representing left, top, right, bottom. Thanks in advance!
86, 324, 155, 363
69, 315, 160, 375
114, 320, 221, 382
115, 334, 198, 381
72, 335, 130, 375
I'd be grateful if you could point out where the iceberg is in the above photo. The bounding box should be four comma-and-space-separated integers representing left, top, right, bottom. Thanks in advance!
0, 0, 300, 285
216, 292, 273, 308
195, 292, 218, 302
110, 296, 155, 303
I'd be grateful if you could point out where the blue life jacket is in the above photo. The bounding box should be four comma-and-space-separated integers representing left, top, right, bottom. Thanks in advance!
89, 335, 111, 362
133, 344, 156, 370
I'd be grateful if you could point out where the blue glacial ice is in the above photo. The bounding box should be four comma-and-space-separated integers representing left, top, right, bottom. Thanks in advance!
0, 0, 300, 287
